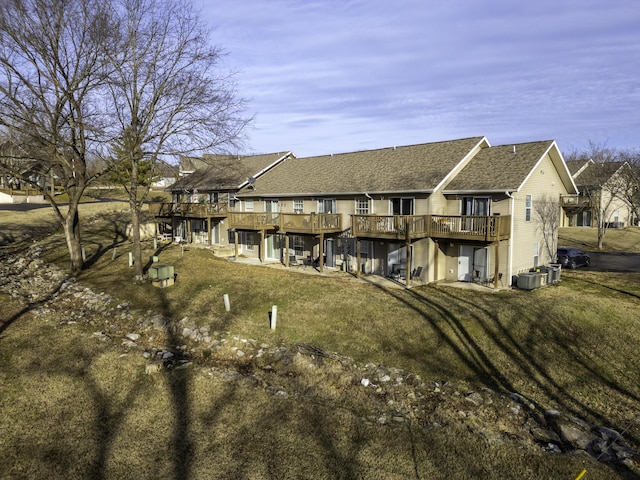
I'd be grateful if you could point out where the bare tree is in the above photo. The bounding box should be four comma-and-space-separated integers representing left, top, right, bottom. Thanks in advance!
617, 148, 640, 227
106, 0, 249, 279
566, 141, 631, 249
533, 194, 560, 263
0, 0, 113, 273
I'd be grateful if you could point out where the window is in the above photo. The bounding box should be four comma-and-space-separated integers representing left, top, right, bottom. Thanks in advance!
462, 197, 490, 216
244, 199, 254, 212
243, 232, 255, 250
265, 200, 279, 213
391, 197, 414, 215
294, 199, 304, 214
355, 198, 370, 215
525, 195, 532, 222
318, 199, 336, 214
292, 235, 304, 256
533, 242, 539, 267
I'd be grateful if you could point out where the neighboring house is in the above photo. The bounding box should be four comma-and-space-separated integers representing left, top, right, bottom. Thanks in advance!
151, 137, 577, 288
151, 160, 179, 189
562, 160, 635, 228
177, 155, 211, 177
0, 139, 53, 204
149, 152, 294, 244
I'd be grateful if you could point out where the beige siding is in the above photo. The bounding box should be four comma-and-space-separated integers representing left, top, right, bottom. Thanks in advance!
511, 152, 569, 274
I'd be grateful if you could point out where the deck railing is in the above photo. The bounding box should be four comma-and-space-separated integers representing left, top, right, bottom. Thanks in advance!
430, 215, 509, 241
560, 195, 591, 208
279, 213, 342, 233
150, 202, 510, 241
228, 212, 280, 230
352, 215, 428, 238
148, 202, 228, 217
352, 214, 510, 241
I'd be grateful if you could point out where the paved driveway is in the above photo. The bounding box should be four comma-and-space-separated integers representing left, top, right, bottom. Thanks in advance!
585, 252, 640, 273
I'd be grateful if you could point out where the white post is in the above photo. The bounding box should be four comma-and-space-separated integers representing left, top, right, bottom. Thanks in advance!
153, 238, 158, 249
223, 294, 230, 312
270, 305, 277, 330
81, 247, 86, 261
112, 247, 117, 260
128, 252, 133, 267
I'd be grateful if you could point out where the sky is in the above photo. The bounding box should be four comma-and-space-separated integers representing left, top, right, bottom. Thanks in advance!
196, 0, 640, 157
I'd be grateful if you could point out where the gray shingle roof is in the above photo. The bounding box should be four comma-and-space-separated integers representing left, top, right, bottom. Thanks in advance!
443, 141, 555, 192
169, 152, 290, 192
236, 137, 486, 196
573, 161, 626, 188
565, 159, 592, 177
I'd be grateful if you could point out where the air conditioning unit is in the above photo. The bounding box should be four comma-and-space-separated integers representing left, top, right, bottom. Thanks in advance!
517, 273, 544, 290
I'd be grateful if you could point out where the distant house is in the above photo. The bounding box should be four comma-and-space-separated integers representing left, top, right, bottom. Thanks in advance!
151, 160, 179, 189
0, 139, 53, 204
561, 160, 636, 228
151, 137, 577, 288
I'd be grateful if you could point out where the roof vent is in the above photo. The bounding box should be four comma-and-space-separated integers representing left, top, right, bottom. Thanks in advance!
513, 145, 517, 154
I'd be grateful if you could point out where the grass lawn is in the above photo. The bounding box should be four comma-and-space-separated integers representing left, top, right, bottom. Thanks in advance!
1, 207, 639, 479
558, 226, 640, 252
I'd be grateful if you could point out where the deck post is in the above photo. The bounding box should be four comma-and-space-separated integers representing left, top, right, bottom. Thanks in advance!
186, 218, 191, 244
285, 235, 290, 267
494, 242, 500, 288
434, 240, 439, 281
207, 217, 211, 245
259, 230, 265, 263
319, 233, 324, 272
356, 238, 361, 277
405, 230, 411, 287
234, 230, 239, 259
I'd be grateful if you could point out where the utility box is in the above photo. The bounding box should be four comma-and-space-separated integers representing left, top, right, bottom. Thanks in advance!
517, 273, 545, 290
548, 264, 562, 283
148, 264, 174, 281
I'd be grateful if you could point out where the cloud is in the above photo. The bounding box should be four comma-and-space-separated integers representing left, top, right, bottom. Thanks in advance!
198, 0, 640, 156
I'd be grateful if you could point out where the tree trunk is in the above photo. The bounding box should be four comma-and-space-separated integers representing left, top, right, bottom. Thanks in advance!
597, 226, 605, 250
64, 204, 84, 274
129, 161, 144, 279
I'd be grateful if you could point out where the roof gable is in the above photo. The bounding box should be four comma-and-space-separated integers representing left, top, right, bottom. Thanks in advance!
573, 161, 628, 188
236, 137, 487, 197
169, 152, 292, 192
443, 140, 577, 194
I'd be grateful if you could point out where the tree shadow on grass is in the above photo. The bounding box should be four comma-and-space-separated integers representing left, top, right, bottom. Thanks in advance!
381, 284, 640, 451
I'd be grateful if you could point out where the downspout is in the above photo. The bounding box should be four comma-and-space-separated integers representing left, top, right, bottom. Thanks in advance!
506, 191, 514, 286
364, 193, 373, 213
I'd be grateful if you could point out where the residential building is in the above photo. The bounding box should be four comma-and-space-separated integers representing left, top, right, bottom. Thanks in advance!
562, 160, 636, 228
153, 137, 577, 288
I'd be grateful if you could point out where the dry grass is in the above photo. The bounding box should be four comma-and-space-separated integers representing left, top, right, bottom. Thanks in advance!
1, 210, 640, 479
0, 312, 625, 480
559, 226, 640, 252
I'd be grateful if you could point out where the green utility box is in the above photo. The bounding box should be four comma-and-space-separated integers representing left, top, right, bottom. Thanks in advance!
148, 264, 174, 280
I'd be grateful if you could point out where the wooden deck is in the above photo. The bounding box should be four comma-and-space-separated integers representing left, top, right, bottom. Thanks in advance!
148, 202, 228, 218
351, 214, 510, 242
227, 212, 280, 230
560, 195, 591, 209
227, 212, 343, 234
149, 202, 510, 242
